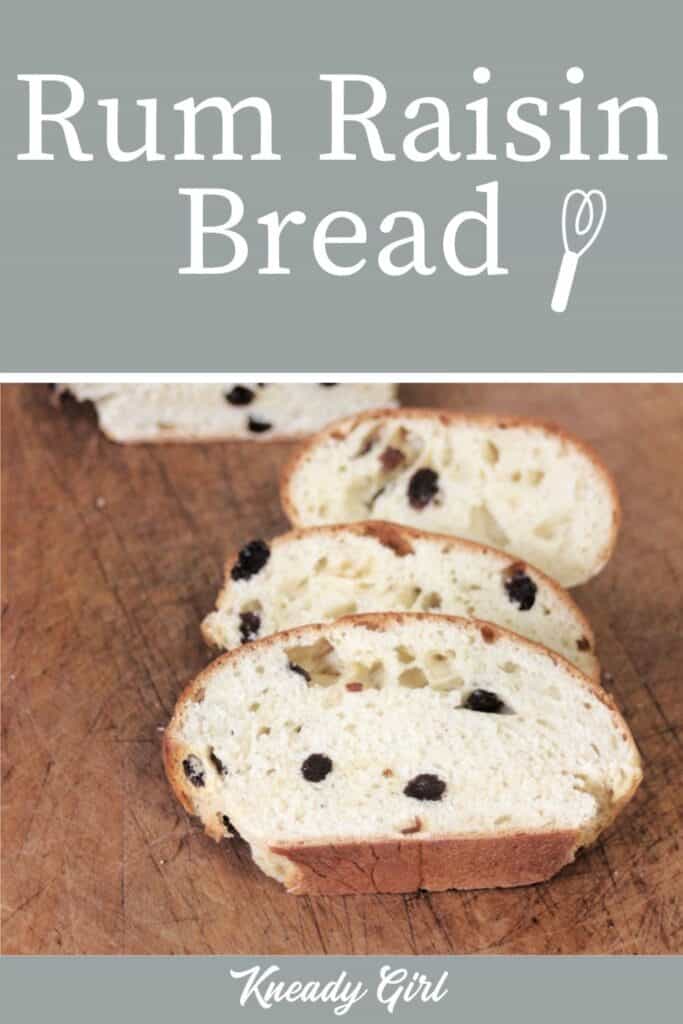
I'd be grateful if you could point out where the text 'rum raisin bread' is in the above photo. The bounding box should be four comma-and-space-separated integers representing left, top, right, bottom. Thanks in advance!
57, 383, 398, 443
202, 522, 599, 681
281, 408, 620, 587
164, 613, 641, 895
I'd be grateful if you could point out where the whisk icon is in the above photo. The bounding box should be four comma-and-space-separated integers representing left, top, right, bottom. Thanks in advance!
551, 189, 606, 313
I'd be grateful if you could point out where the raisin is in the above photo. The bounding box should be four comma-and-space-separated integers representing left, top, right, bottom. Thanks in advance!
247, 416, 272, 433
464, 689, 504, 713
504, 567, 537, 611
239, 611, 261, 643
289, 662, 311, 682
224, 385, 255, 406
231, 539, 270, 581
222, 814, 239, 837
480, 624, 496, 644
320, 383, 338, 387
182, 755, 205, 788
301, 753, 333, 782
577, 636, 591, 652
380, 446, 405, 471
401, 817, 423, 834
210, 749, 227, 776
357, 430, 380, 457
404, 773, 446, 801
346, 682, 363, 692
407, 468, 439, 509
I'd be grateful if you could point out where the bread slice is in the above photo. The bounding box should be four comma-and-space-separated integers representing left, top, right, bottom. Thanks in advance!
57, 383, 397, 443
281, 408, 620, 587
164, 613, 641, 895
202, 522, 599, 681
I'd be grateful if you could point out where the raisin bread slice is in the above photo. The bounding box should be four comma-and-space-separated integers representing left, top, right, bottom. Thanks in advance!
164, 613, 641, 895
57, 383, 397, 442
202, 522, 599, 681
281, 408, 620, 587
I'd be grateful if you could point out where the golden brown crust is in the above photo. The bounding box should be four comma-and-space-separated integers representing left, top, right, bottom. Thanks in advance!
201, 520, 599, 680
164, 612, 642, 894
279, 407, 622, 579
270, 829, 581, 895
162, 732, 195, 816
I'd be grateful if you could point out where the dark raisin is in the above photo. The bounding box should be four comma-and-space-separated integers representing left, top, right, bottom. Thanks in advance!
577, 636, 591, 652
289, 662, 311, 682
231, 539, 270, 581
222, 814, 237, 836
404, 773, 446, 801
301, 753, 333, 782
224, 385, 255, 406
504, 567, 537, 611
182, 755, 205, 788
464, 689, 504, 713
407, 468, 439, 509
320, 383, 338, 387
248, 416, 272, 433
210, 749, 227, 776
380, 446, 405, 471
239, 611, 261, 643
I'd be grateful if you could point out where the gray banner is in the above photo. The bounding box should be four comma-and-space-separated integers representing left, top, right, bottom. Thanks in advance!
1, 956, 680, 1023
1, 0, 681, 370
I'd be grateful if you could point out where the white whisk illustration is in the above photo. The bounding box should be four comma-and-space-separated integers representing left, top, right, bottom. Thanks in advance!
551, 189, 606, 313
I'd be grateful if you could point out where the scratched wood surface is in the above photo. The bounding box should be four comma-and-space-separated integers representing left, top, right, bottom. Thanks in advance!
2, 382, 682, 955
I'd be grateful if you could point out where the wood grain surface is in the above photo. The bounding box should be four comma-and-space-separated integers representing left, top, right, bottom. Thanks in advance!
2, 382, 682, 955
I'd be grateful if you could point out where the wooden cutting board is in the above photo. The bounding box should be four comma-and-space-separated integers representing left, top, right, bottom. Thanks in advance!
2, 382, 682, 955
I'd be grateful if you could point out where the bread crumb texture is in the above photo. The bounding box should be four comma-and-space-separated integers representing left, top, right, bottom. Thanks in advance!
284, 411, 619, 586
203, 523, 599, 679
166, 615, 641, 893
61, 383, 397, 442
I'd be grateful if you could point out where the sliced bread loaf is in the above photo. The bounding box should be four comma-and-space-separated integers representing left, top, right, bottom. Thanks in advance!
164, 613, 641, 895
202, 522, 599, 680
58, 383, 397, 442
281, 408, 620, 587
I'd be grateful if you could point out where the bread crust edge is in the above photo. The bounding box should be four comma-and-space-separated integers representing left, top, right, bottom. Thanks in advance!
270, 829, 581, 894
